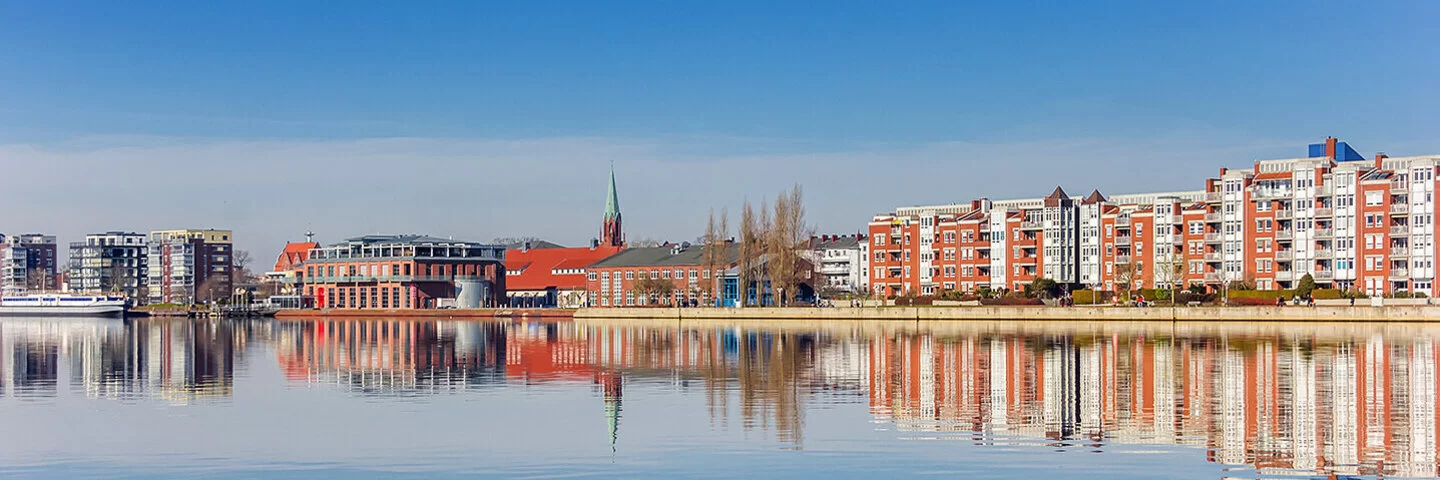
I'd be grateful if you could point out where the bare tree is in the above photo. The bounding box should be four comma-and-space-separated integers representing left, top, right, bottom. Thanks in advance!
196, 275, 224, 305
234, 249, 253, 274
758, 198, 773, 305
716, 207, 729, 304
1155, 250, 1187, 305
1114, 261, 1137, 305
739, 201, 759, 307
702, 209, 719, 301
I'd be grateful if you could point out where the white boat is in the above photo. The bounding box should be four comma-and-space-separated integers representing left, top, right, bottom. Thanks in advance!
0, 294, 127, 317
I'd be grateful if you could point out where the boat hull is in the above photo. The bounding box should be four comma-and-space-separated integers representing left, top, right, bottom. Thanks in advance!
0, 305, 126, 317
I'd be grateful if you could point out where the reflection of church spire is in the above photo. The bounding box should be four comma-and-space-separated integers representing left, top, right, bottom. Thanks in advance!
600, 372, 623, 452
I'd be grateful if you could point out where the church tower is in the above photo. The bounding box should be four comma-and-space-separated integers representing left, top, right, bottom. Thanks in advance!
601, 165, 624, 247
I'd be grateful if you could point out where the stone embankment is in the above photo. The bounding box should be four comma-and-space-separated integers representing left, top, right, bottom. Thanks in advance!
574, 306, 1440, 322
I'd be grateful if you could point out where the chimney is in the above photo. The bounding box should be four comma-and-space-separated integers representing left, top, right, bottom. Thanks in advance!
1326, 137, 1338, 159
590, 238, 599, 250
1376, 152, 1389, 170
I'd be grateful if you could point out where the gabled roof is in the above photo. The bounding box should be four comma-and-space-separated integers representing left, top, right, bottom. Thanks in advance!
589, 243, 739, 269
273, 242, 318, 272
1082, 189, 1106, 205
1043, 186, 1071, 207
504, 245, 624, 291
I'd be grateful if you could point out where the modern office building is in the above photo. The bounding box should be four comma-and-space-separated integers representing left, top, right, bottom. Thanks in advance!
869, 138, 1440, 297
147, 229, 235, 305
0, 233, 59, 294
296, 234, 507, 309
68, 232, 149, 300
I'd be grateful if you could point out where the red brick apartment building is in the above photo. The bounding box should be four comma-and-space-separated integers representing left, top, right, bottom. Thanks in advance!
870, 138, 1440, 297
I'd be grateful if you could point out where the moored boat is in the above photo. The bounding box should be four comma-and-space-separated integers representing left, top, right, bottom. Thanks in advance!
0, 294, 127, 317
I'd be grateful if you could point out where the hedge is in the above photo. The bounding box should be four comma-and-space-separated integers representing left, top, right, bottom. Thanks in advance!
979, 296, 1045, 306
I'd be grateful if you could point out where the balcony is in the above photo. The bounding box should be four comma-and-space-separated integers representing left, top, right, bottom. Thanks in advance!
1314, 228, 1333, 239
1392, 204, 1410, 215
1274, 210, 1293, 220
1391, 269, 1410, 279
1275, 271, 1293, 281
1204, 213, 1222, 222
1391, 247, 1411, 258
1115, 236, 1131, 246
1115, 255, 1131, 265
1392, 226, 1410, 236
1275, 250, 1293, 261
1316, 185, 1333, 196
1314, 270, 1333, 280
1205, 192, 1222, 203
1315, 207, 1333, 217
1203, 272, 1220, 282
1020, 220, 1043, 230
1275, 230, 1293, 240
1204, 233, 1222, 244
1203, 252, 1222, 261
1314, 249, 1333, 259
1392, 182, 1409, 192
1115, 217, 1131, 227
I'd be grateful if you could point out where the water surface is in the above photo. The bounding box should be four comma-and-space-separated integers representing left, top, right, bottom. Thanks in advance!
2, 317, 1437, 479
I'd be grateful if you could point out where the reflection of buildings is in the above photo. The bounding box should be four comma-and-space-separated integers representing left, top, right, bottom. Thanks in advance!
0, 318, 243, 402
274, 319, 823, 445
865, 329, 1440, 478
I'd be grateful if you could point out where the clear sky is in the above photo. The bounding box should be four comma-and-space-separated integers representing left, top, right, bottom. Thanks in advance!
2, 1, 1437, 260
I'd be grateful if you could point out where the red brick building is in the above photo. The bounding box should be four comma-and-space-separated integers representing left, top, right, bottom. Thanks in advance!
295, 234, 506, 309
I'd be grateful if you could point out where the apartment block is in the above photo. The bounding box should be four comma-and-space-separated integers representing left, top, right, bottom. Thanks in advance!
869, 138, 1440, 297
67, 232, 148, 300
147, 229, 235, 305
811, 234, 867, 295
0, 233, 59, 294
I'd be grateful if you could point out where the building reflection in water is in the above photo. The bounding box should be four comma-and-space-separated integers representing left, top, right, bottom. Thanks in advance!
864, 327, 1440, 478
0, 318, 247, 403
9, 316, 1440, 477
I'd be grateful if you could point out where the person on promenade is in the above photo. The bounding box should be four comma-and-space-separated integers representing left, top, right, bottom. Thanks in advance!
1276, 296, 1285, 307
1306, 295, 1315, 308
1349, 295, 1355, 307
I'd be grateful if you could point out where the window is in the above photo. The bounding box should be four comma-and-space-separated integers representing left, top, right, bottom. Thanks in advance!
625, 271, 635, 280
1365, 191, 1382, 206
874, 234, 885, 246
661, 270, 671, 279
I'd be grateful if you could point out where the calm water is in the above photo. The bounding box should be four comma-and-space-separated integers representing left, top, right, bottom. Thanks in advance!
2, 318, 1439, 479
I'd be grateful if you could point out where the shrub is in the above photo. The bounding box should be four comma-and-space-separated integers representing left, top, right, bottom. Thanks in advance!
1295, 274, 1317, 298
980, 296, 1046, 306
1229, 297, 1277, 306
894, 295, 935, 306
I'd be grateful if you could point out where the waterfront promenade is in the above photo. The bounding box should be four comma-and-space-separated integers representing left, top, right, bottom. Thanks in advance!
574, 305, 1440, 322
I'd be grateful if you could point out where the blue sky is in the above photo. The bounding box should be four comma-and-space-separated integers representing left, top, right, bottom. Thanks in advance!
2, 1, 1438, 258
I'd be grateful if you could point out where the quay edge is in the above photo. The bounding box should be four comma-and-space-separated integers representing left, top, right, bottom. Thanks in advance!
574, 306, 1440, 322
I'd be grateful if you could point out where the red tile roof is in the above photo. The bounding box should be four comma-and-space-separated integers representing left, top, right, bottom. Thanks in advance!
504, 245, 624, 291
273, 242, 318, 272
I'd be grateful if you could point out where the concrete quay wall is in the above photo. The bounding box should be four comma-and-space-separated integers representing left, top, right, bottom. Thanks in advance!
574, 306, 1440, 322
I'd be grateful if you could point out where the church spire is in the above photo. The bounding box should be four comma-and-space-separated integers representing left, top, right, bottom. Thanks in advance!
604, 164, 621, 220
601, 164, 624, 247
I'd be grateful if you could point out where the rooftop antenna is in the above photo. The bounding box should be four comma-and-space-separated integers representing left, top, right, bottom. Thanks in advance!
305, 230, 314, 243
